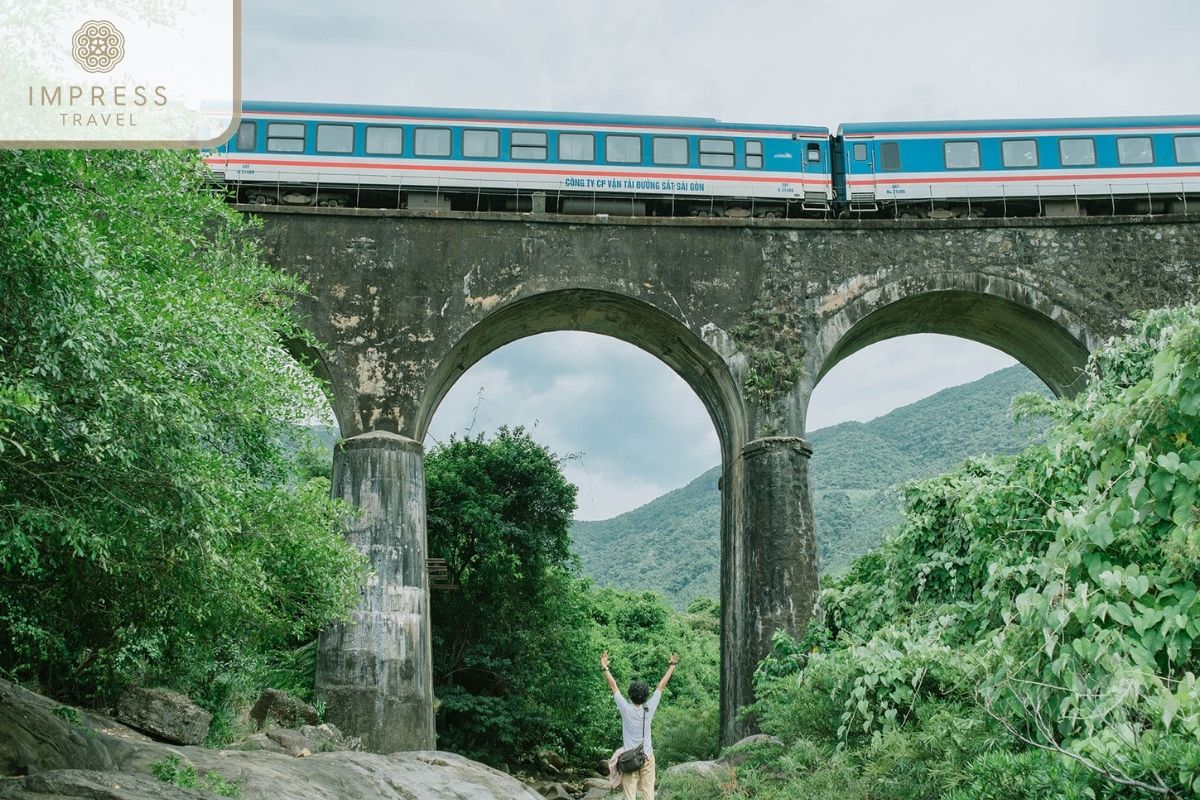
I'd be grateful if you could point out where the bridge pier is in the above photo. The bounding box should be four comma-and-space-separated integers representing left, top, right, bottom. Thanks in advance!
722, 436, 821, 741
316, 431, 435, 753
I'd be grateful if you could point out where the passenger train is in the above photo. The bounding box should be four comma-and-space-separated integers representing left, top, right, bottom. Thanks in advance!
204, 101, 1200, 218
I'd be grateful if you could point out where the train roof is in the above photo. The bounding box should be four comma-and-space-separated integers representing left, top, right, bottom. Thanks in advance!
838, 115, 1200, 136
241, 101, 829, 134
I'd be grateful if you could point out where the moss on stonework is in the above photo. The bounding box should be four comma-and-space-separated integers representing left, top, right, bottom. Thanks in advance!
731, 309, 807, 408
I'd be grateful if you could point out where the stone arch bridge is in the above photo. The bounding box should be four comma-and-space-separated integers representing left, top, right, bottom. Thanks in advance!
251, 207, 1199, 752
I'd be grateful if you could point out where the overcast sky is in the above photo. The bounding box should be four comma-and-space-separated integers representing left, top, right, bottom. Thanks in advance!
242, 1, 1199, 520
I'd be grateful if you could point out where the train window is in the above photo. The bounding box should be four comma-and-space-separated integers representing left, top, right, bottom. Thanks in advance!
1117, 137, 1154, 165
746, 140, 763, 169
365, 126, 403, 155
235, 121, 256, 151
414, 127, 451, 157
652, 137, 688, 165
1001, 139, 1038, 168
316, 124, 354, 154
266, 122, 305, 153
510, 130, 548, 160
880, 142, 900, 170
807, 143, 822, 164
1176, 136, 1200, 163
944, 141, 980, 169
852, 143, 868, 161
1059, 138, 1096, 166
558, 133, 594, 162
699, 138, 734, 167
463, 129, 500, 158
607, 135, 642, 164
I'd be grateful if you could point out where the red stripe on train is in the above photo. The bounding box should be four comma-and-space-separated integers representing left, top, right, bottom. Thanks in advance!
205, 157, 834, 186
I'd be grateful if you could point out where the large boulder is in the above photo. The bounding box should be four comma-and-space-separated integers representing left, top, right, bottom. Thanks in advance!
0, 678, 545, 799
115, 687, 212, 746
0, 679, 134, 776
0, 769, 212, 799
717, 733, 784, 768
249, 688, 320, 730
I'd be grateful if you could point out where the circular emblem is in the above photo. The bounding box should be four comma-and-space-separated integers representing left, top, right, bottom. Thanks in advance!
72, 20, 125, 73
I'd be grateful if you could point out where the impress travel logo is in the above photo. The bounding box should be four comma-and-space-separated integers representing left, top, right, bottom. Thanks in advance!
0, 1, 240, 147
72, 20, 125, 74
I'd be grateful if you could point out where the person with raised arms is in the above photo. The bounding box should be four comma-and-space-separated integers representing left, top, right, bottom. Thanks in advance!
601, 650, 678, 800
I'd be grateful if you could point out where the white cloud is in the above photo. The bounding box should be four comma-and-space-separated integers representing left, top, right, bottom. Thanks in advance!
807, 335, 1018, 431
244, 1, 1200, 127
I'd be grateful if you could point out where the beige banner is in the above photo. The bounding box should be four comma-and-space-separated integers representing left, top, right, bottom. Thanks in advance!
0, 0, 241, 148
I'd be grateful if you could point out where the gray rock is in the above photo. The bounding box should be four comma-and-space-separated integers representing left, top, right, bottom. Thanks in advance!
0, 678, 545, 799
536, 748, 567, 773
0, 769, 213, 799
718, 734, 785, 768
663, 760, 730, 779
249, 688, 320, 730
234, 732, 289, 754
115, 687, 212, 746
265, 728, 312, 757
297, 723, 360, 753
538, 782, 572, 799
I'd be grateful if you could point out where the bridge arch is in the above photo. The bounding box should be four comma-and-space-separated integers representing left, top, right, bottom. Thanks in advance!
414, 288, 749, 462
811, 272, 1095, 406
284, 336, 346, 434
413, 287, 762, 744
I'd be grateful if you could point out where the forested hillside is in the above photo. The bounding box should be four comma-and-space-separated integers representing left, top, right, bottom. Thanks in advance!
572, 365, 1052, 608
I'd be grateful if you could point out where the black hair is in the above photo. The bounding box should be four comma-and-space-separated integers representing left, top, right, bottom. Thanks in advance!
628, 680, 650, 705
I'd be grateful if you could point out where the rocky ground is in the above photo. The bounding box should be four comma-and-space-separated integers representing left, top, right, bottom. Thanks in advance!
0, 678, 759, 799
0, 678, 544, 799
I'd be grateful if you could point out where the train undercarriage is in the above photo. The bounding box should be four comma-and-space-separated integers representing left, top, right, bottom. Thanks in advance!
225, 181, 1196, 220
227, 181, 819, 218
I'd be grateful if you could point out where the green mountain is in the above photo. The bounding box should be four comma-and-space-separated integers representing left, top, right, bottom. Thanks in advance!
570, 365, 1053, 609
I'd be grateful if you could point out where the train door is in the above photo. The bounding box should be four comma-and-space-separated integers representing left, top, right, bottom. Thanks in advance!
845, 136, 877, 210
797, 137, 829, 210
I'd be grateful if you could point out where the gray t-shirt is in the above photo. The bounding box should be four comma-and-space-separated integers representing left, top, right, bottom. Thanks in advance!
614, 689, 661, 755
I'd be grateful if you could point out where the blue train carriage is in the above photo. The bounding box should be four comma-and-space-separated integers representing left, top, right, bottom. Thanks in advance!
204, 101, 833, 217
836, 116, 1200, 217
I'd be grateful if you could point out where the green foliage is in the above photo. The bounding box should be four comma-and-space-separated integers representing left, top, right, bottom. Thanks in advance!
943, 750, 1093, 800
571, 365, 1051, 609
427, 427, 606, 767
0, 150, 365, 713
733, 303, 1200, 799
589, 588, 722, 764
150, 755, 241, 798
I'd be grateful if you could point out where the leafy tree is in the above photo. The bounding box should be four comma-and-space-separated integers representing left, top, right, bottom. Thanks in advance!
0, 150, 364, 713
426, 427, 608, 765
426, 427, 725, 770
